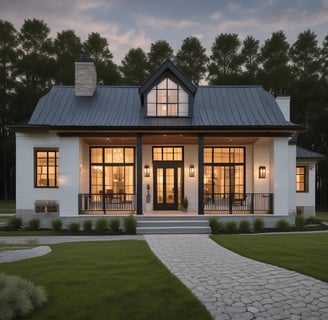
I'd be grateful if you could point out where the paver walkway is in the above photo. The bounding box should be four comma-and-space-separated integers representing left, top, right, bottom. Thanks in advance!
145, 234, 328, 320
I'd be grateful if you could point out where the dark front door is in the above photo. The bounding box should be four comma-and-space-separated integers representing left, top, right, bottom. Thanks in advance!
154, 163, 182, 210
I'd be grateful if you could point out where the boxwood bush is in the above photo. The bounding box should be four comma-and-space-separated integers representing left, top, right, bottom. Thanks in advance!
209, 217, 224, 234
253, 218, 264, 233
8, 217, 22, 230
109, 219, 121, 232
124, 215, 137, 234
276, 219, 290, 231
82, 220, 93, 232
239, 220, 251, 233
225, 221, 238, 233
51, 219, 63, 231
68, 222, 80, 232
28, 219, 40, 231
95, 217, 108, 233
295, 215, 306, 228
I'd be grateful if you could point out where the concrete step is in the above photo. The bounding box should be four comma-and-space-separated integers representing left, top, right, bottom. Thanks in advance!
137, 226, 211, 234
136, 217, 211, 234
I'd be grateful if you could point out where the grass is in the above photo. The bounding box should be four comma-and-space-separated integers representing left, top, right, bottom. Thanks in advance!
211, 233, 328, 283
0, 200, 15, 213
316, 211, 328, 221
0, 241, 211, 320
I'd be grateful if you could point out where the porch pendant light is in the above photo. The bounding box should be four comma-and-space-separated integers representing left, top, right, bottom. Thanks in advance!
259, 166, 266, 179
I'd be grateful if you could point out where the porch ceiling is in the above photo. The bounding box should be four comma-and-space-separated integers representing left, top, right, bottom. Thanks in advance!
82, 136, 260, 146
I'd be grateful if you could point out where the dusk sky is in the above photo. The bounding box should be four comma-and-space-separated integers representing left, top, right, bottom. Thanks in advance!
2, 0, 328, 64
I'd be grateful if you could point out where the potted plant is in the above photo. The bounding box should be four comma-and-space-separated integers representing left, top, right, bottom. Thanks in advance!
181, 196, 188, 212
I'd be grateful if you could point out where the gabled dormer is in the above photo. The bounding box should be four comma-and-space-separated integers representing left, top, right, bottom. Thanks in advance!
139, 60, 197, 117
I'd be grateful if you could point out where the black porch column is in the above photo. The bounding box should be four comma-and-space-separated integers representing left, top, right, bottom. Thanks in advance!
198, 134, 204, 215
136, 133, 143, 215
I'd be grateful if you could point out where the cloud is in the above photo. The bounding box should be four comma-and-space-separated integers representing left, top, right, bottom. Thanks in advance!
135, 14, 196, 30
209, 12, 222, 20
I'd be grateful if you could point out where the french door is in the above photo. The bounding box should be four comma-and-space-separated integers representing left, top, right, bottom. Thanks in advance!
153, 163, 183, 210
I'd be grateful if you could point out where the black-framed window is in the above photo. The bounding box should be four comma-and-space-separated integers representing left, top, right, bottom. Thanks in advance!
147, 77, 188, 117
296, 166, 308, 192
34, 149, 59, 188
203, 147, 245, 199
152, 146, 183, 161
90, 147, 135, 196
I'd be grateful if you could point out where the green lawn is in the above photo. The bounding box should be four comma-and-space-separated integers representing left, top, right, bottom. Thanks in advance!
0, 241, 211, 320
211, 233, 328, 283
0, 200, 15, 213
316, 211, 328, 221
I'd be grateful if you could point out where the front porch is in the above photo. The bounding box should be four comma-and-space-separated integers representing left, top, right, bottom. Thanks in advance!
78, 192, 274, 215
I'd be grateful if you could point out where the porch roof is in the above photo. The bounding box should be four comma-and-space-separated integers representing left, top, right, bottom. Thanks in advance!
296, 146, 325, 161
22, 85, 303, 132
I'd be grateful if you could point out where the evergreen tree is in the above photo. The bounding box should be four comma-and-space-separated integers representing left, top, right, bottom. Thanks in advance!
147, 40, 174, 73
83, 32, 121, 85
258, 31, 292, 96
208, 33, 243, 84
175, 36, 208, 85
120, 48, 149, 85
54, 30, 82, 85
240, 35, 260, 84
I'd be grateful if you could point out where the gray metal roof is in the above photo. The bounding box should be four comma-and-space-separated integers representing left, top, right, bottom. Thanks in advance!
296, 146, 325, 160
27, 85, 301, 130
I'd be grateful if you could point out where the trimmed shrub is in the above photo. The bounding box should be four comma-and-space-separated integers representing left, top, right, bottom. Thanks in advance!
295, 215, 306, 228
225, 221, 237, 233
68, 222, 80, 232
253, 218, 264, 233
109, 219, 121, 233
124, 215, 137, 234
51, 219, 63, 231
28, 219, 40, 231
0, 273, 47, 320
209, 217, 224, 234
8, 217, 22, 230
306, 216, 321, 225
276, 219, 290, 231
82, 220, 93, 232
239, 220, 251, 233
95, 217, 108, 233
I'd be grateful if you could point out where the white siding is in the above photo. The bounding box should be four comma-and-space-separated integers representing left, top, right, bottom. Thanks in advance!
16, 133, 60, 213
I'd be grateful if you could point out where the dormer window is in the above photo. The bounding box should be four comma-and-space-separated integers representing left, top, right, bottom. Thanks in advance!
147, 77, 189, 117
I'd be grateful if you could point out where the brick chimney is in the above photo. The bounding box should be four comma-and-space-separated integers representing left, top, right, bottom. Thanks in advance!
75, 54, 97, 96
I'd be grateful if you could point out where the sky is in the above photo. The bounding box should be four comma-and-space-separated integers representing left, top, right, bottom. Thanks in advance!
2, 0, 328, 64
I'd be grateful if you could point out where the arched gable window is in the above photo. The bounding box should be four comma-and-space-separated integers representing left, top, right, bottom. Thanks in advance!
147, 77, 189, 117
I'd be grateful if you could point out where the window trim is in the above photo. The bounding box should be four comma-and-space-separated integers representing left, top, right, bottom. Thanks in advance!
146, 76, 189, 117
89, 146, 135, 196
34, 148, 59, 188
296, 165, 308, 193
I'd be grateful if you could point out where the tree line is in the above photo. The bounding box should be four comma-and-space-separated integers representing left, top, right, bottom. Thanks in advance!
1, 18, 327, 209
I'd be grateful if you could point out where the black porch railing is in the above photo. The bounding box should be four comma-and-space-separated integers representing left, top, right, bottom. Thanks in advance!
79, 193, 136, 214
203, 193, 273, 214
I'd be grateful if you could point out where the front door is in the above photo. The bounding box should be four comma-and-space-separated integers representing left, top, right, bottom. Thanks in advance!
154, 163, 182, 210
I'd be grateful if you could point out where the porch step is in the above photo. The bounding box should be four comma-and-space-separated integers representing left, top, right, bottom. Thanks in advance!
136, 217, 211, 234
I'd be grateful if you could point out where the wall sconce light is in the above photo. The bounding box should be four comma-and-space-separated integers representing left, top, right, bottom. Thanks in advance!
144, 165, 150, 177
259, 166, 266, 179
189, 164, 195, 177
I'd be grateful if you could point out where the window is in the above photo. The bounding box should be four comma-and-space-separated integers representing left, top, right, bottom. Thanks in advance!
204, 147, 245, 200
152, 147, 183, 161
296, 166, 308, 192
147, 77, 188, 117
90, 147, 135, 197
35, 149, 59, 188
